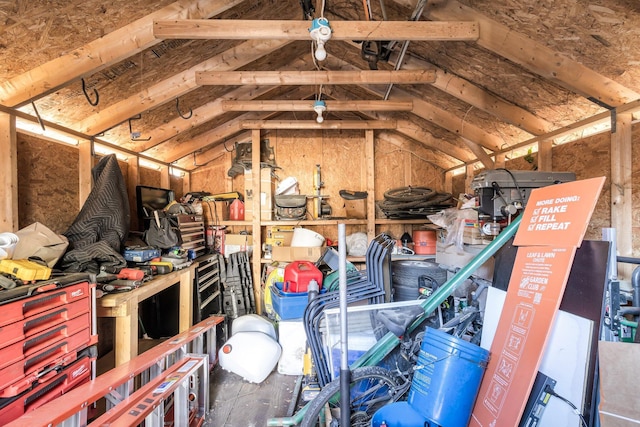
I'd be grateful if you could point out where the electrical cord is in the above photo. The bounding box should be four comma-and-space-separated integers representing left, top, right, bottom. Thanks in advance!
544, 385, 589, 427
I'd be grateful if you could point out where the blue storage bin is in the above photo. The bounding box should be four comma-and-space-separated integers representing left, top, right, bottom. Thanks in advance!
271, 282, 322, 320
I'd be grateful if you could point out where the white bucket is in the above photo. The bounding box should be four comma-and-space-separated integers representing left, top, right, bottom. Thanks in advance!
290, 228, 325, 247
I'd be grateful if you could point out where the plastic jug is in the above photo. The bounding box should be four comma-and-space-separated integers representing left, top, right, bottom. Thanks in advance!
283, 261, 323, 293
229, 199, 245, 221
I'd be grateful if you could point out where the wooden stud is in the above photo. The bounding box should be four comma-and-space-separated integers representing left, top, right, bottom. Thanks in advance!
251, 129, 262, 314
538, 139, 553, 171
365, 129, 375, 241
0, 111, 18, 232
78, 139, 93, 210
611, 112, 633, 279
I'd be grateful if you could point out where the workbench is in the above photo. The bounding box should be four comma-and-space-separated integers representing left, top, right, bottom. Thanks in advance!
96, 265, 195, 366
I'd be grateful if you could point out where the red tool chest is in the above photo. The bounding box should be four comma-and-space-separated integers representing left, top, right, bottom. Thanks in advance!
0, 273, 96, 424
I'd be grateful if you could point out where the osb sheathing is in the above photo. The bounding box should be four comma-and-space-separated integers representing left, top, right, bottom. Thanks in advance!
17, 134, 79, 234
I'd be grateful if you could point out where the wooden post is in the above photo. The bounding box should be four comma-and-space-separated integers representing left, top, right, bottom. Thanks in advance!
127, 157, 140, 232
251, 129, 262, 314
366, 130, 375, 241
494, 153, 506, 169
160, 165, 170, 189
78, 140, 92, 209
538, 139, 553, 171
0, 111, 18, 232
611, 111, 633, 279
465, 164, 475, 192
444, 170, 453, 194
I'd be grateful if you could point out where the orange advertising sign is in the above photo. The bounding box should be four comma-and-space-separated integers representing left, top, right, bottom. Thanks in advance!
470, 246, 576, 427
471, 176, 605, 427
513, 176, 606, 247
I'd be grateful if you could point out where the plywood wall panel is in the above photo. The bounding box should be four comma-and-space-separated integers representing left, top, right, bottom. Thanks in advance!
17, 134, 79, 234
321, 129, 364, 218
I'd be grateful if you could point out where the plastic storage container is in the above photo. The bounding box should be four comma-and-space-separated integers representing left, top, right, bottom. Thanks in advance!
283, 261, 323, 293
271, 282, 325, 320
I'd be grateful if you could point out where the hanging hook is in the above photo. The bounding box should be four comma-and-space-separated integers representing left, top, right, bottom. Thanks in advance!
81, 78, 99, 106
176, 98, 193, 119
128, 114, 151, 141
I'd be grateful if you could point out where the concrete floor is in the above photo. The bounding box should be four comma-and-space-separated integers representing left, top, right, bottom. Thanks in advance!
203, 365, 299, 427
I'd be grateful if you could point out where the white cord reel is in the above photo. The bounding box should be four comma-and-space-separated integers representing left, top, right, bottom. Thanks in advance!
309, 18, 332, 61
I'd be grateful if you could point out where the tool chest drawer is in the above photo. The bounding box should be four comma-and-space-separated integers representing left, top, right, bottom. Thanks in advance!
0, 275, 96, 399
0, 350, 94, 424
176, 214, 207, 258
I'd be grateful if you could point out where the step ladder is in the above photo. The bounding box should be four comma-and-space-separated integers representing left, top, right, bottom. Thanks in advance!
5, 316, 224, 427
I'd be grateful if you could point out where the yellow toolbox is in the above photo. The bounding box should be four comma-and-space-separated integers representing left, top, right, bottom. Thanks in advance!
0, 259, 52, 281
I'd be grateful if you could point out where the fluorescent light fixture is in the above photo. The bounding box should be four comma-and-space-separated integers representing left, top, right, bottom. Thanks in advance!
139, 158, 162, 170
16, 118, 81, 146
170, 167, 186, 177
93, 144, 129, 161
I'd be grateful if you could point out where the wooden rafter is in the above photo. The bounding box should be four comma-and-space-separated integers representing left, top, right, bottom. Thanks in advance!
221, 99, 413, 112
195, 70, 436, 85
387, 50, 555, 135
154, 19, 479, 41
240, 120, 397, 129
131, 56, 317, 152
74, 39, 292, 136
326, 59, 502, 152
377, 130, 460, 170
0, 0, 244, 107
149, 86, 318, 163
403, 0, 640, 106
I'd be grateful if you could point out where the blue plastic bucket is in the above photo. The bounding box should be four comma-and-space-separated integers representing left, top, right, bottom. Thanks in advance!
407, 327, 490, 426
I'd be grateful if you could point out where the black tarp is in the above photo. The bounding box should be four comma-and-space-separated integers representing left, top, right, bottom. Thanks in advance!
59, 154, 129, 273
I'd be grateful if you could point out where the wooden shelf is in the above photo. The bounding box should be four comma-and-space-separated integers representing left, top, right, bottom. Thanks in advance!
261, 219, 368, 226
375, 218, 433, 225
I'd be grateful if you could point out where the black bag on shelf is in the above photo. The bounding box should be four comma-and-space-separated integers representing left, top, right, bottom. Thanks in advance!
144, 210, 179, 249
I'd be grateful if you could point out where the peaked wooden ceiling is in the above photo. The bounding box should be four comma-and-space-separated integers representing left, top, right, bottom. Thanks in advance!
1, 0, 639, 173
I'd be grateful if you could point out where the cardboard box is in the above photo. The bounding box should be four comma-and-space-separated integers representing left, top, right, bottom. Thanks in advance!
271, 246, 324, 262
245, 168, 274, 220
223, 234, 253, 257
265, 225, 295, 247
599, 341, 640, 426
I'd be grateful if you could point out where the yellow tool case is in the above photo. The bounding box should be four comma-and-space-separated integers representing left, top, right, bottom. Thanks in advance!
0, 260, 52, 281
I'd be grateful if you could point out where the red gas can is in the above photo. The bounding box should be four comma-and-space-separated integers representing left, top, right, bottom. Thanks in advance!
283, 261, 323, 293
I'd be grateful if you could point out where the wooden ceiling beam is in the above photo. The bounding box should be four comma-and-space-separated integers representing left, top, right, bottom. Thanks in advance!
154, 19, 479, 41
241, 120, 397, 129
73, 39, 292, 136
221, 99, 413, 111
0, 0, 244, 108
196, 70, 436, 86
398, 0, 640, 107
